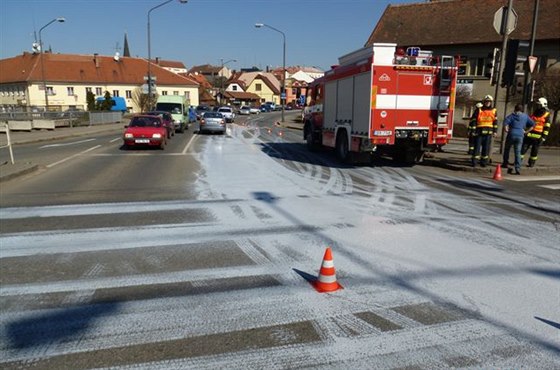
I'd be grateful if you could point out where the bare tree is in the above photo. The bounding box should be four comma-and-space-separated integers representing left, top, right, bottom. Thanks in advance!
131, 87, 158, 112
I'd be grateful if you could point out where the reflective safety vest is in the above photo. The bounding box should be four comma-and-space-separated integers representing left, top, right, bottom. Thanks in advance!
527, 111, 550, 138
477, 108, 497, 129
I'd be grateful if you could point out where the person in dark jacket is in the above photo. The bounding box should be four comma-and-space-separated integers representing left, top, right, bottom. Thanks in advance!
502, 104, 535, 175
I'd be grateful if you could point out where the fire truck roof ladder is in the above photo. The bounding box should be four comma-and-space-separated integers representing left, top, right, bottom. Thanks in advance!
436, 55, 455, 123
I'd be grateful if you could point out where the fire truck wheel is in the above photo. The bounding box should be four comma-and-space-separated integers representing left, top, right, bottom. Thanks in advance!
336, 130, 350, 162
305, 125, 318, 151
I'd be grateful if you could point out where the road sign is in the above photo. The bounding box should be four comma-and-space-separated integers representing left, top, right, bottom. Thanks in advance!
528, 56, 538, 73
493, 6, 517, 35
281, 93, 286, 99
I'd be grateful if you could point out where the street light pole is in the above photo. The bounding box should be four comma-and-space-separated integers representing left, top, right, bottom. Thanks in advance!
39, 17, 65, 110
147, 0, 187, 108
220, 58, 236, 105
255, 23, 286, 122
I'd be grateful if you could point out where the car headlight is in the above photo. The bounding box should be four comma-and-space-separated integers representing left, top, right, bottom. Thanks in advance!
124, 133, 133, 139
174, 120, 181, 124
152, 133, 162, 139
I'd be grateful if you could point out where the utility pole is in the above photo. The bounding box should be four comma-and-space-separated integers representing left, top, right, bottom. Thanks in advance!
495, 0, 514, 154
522, 0, 539, 111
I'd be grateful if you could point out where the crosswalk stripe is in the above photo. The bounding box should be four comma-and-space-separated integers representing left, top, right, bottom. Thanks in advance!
506, 175, 560, 182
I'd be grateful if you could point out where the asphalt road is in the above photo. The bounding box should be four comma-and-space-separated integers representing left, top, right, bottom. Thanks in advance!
1, 111, 559, 369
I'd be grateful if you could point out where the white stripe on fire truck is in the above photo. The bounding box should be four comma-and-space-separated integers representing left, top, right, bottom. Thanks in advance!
375, 95, 450, 110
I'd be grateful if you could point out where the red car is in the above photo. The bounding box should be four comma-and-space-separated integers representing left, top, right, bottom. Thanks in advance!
123, 115, 167, 149
143, 111, 175, 138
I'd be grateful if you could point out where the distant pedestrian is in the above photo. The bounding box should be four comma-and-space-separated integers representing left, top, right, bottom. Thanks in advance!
502, 104, 535, 175
470, 95, 497, 167
521, 97, 551, 167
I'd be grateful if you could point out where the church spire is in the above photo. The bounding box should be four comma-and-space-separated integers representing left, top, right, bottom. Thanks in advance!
123, 32, 130, 57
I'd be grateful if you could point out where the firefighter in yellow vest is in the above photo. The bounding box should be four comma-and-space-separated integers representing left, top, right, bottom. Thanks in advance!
522, 97, 551, 167
470, 95, 498, 167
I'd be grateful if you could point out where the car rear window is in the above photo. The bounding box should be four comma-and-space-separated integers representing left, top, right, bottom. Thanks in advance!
129, 117, 162, 127
218, 108, 232, 113
203, 112, 223, 118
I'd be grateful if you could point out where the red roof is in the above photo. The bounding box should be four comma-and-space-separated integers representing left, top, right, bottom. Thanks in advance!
366, 0, 560, 47
0, 52, 198, 86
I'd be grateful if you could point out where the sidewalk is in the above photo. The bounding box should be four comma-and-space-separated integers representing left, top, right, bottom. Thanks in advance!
276, 120, 560, 176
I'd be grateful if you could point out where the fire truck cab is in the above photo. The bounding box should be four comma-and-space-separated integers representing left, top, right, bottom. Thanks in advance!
303, 43, 458, 163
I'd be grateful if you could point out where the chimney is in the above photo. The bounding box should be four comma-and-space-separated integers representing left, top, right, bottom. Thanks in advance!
93, 53, 99, 68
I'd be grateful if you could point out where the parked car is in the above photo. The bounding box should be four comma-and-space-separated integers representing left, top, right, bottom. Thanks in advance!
217, 106, 235, 123
123, 115, 167, 149
239, 106, 251, 115
144, 111, 175, 138
249, 106, 260, 114
260, 104, 272, 113
199, 112, 226, 134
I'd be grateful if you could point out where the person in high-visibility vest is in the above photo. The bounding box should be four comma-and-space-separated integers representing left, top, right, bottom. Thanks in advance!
521, 97, 551, 167
467, 101, 482, 155
470, 95, 498, 167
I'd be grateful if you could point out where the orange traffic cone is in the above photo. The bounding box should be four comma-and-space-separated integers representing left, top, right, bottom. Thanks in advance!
493, 164, 503, 181
313, 247, 343, 293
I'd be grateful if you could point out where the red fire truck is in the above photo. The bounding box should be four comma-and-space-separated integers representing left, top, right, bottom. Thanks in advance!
303, 43, 459, 163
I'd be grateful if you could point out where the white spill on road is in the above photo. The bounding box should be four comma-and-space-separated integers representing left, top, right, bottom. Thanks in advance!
0, 123, 559, 368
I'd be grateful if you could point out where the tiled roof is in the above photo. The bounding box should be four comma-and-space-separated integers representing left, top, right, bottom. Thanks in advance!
223, 91, 260, 100
151, 59, 186, 69
366, 0, 560, 47
0, 52, 198, 86
182, 72, 212, 88
236, 72, 281, 94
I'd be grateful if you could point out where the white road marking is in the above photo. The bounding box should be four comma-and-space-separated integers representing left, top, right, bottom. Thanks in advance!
539, 184, 560, 190
46, 145, 102, 168
506, 175, 560, 182
110, 137, 121, 143
181, 133, 198, 154
39, 138, 96, 148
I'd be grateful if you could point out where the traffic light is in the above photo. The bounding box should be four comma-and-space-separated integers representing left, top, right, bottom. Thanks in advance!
501, 39, 530, 87
485, 48, 500, 86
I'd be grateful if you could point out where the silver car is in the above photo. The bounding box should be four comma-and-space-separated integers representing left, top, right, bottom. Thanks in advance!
199, 112, 226, 134
217, 106, 235, 123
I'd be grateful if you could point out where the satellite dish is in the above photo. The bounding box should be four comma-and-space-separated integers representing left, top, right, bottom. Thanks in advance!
113, 52, 120, 62
32, 42, 41, 53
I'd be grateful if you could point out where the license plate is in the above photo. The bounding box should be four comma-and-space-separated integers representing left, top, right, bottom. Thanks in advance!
135, 139, 150, 143
374, 130, 392, 136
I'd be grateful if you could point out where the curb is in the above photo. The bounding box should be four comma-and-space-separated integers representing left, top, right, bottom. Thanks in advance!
0, 163, 40, 183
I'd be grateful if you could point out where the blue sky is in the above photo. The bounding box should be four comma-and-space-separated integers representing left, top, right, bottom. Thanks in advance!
0, 0, 416, 71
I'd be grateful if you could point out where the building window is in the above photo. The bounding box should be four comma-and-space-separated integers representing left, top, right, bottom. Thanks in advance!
255, 83, 262, 91
86, 87, 92, 94
162, 91, 168, 96
126, 90, 132, 98
46, 86, 55, 96
173, 91, 179, 96
95, 87, 102, 95
67, 87, 74, 96
113, 90, 119, 97
184, 91, 190, 99
232, 85, 237, 91
466, 58, 485, 76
